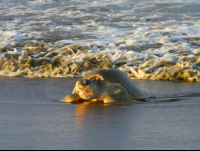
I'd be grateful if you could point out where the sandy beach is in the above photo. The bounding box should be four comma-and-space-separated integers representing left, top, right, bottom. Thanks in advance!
0, 77, 200, 150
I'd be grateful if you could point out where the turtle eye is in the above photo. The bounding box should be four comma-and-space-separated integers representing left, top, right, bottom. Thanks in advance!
85, 80, 89, 85
83, 80, 90, 86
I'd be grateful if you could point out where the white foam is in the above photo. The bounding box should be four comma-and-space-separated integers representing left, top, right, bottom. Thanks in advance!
1, 30, 22, 41
28, 0, 56, 5
0, 0, 200, 81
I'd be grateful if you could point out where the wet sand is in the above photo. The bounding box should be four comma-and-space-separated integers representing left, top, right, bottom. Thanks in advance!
0, 77, 200, 150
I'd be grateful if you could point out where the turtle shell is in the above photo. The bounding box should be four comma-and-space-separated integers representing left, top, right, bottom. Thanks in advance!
83, 69, 150, 100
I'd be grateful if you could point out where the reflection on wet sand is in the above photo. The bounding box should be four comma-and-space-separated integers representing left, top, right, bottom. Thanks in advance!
73, 101, 136, 149
75, 101, 108, 132
74, 100, 141, 134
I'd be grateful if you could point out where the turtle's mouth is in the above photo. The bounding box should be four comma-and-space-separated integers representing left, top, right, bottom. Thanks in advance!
78, 91, 93, 100
76, 80, 94, 100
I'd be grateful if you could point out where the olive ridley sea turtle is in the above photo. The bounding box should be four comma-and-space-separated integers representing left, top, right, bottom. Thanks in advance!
62, 68, 150, 103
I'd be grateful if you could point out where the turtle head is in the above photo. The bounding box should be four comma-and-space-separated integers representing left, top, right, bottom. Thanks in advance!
76, 79, 101, 100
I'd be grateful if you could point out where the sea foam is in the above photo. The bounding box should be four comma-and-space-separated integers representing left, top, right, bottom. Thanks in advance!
0, 0, 200, 81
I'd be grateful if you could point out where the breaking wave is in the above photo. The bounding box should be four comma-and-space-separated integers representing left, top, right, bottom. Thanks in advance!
0, 0, 200, 81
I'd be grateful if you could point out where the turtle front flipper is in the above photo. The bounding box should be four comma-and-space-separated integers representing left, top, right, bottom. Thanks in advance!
61, 86, 81, 103
103, 94, 130, 104
103, 85, 130, 104
61, 93, 81, 103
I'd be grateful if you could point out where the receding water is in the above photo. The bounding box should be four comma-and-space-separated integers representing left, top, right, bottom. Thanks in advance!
0, 77, 200, 150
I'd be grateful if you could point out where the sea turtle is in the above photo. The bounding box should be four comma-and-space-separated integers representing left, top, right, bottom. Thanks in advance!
61, 69, 150, 103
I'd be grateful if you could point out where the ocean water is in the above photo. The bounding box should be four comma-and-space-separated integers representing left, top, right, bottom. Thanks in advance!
0, 0, 200, 81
